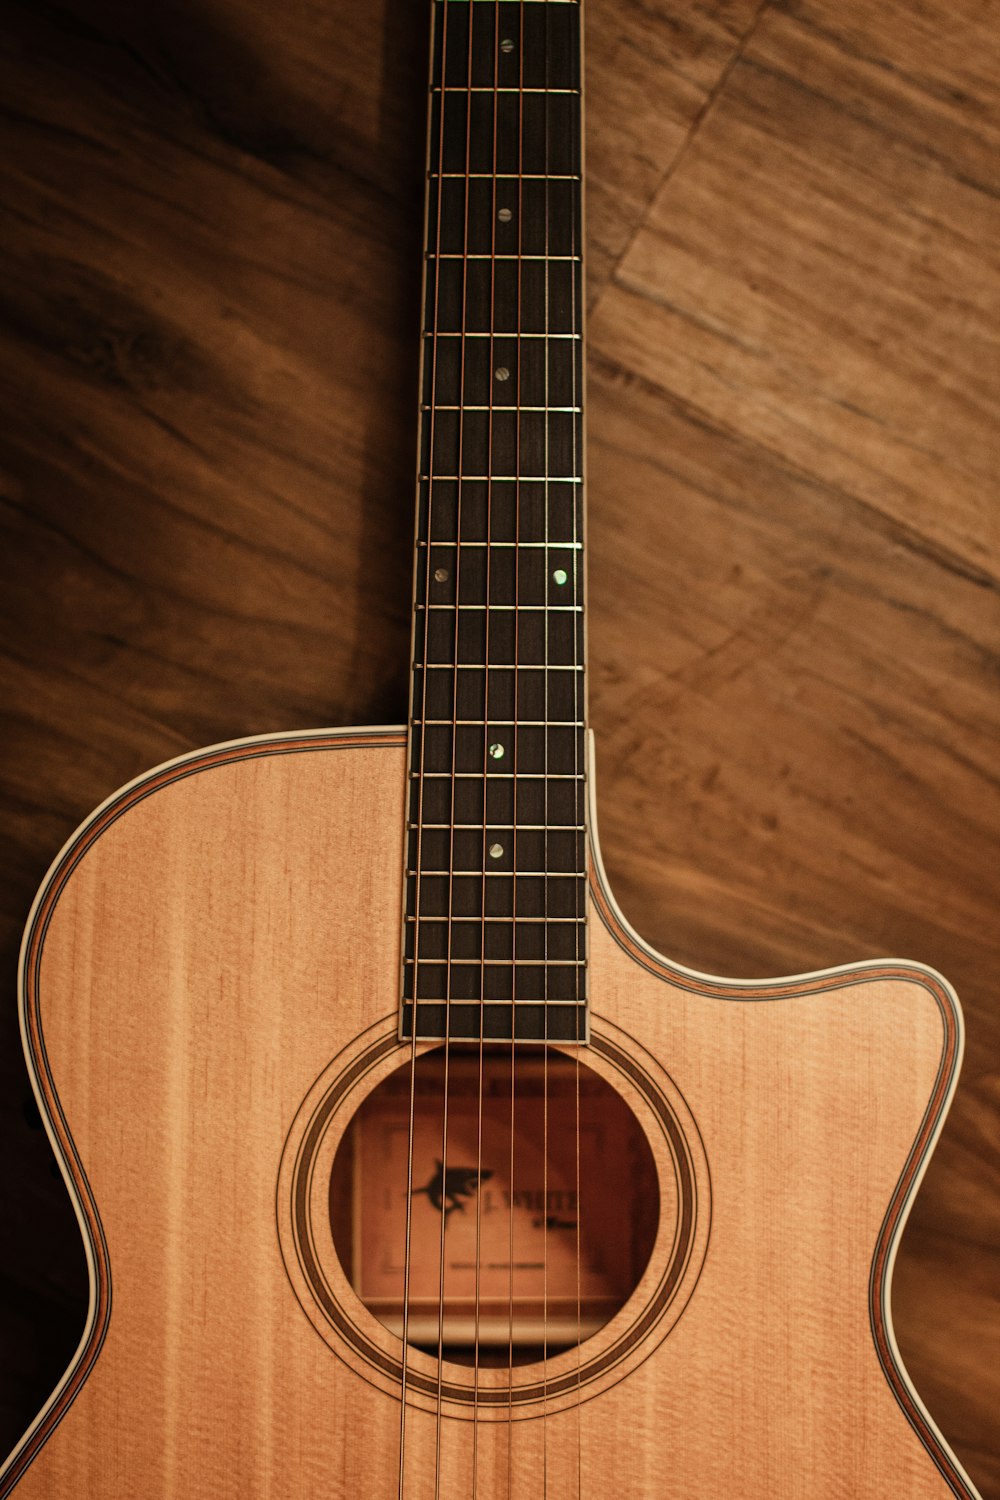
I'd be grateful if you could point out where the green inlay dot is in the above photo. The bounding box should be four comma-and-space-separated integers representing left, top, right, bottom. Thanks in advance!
552, 568, 569, 586
488, 742, 505, 760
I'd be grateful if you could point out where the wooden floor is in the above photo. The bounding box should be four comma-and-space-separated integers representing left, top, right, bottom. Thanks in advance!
0, 0, 996, 1491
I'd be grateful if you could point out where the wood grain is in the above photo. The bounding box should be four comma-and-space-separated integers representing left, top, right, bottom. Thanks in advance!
3, 732, 980, 1496
0, 0, 996, 1491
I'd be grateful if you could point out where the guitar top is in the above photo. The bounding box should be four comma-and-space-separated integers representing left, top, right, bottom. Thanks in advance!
0, 1, 995, 1496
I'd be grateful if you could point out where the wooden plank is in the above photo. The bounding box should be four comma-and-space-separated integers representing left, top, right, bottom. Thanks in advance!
585, 2, 1000, 1488
585, 0, 768, 286
590, 3, 1000, 573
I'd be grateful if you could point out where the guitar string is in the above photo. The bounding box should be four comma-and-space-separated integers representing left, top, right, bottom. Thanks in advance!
433, 0, 479, 1490
506, 0, 520, 1486
398, 2, 452, 1494
571, 0, 585, 1487
472, 0, 501, 1486
406, 10, 583, 1494
515, 0, 539, 1476
542, 0, 551, 1490
403, 6, 586, 1492
470, 18, 487, 1486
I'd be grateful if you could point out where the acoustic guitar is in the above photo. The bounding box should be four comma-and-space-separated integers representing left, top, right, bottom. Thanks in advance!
2, 2, 983, 1497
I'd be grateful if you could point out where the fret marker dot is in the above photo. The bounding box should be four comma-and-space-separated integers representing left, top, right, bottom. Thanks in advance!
489, 842, 504, 859
500, 38, 514, 54
495, 366, 510, 382
498, 208, 512, 223
433, 567, 449, 583
553, 568, 569, 586
488, 742, 505, 760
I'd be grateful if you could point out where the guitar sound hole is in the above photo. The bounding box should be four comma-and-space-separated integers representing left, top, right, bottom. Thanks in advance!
329, 1046, 658, 1367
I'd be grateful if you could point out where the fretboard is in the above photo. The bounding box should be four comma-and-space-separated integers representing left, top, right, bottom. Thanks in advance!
402, 0, 587, 1046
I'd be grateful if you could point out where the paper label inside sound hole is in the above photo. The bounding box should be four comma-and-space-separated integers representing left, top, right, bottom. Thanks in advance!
329, 1049, 659, 1349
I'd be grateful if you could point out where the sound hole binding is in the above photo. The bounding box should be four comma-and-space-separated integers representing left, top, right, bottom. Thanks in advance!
276, 1018, 711, 1420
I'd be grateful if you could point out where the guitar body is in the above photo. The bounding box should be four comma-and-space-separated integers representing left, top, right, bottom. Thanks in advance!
4, 727, 974, 1499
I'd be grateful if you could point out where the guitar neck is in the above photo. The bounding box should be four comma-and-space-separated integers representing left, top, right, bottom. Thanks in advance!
403, 0, 587, 1046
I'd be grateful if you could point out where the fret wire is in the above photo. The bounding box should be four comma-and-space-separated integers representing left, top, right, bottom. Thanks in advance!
416, 718, 583, 726
431, 173, 582, 181
406, 914, 584, 923
405, 999, 584, 1008
427, 253, 582, 262
403, 1000, 585, 1009
422, 404, 582, 412
415, 604, 582, 612
432, 87, 580, 95
417, 664, 585, 672
414, 722, 584, 729
417, 669, 579, 680
408, 870, 583, 878
420, 475, 582, 482
405, 962, 585, 972
410, 822, 586, 830
401, 1002, 581, 1014
417, 540, 584, 549
402, 1020, 587, 1034
414, 772, 586, 780
425, 330, 581, 339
